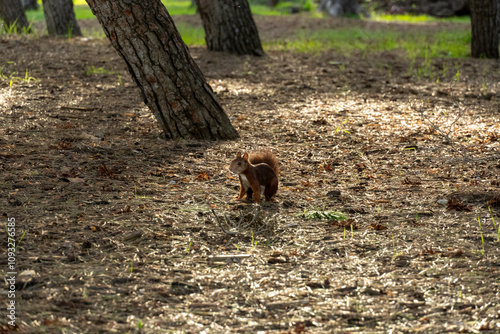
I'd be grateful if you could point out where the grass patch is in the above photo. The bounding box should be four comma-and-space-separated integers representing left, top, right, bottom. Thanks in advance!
266, 26, 470, 59
0, 63, 38, 86
26, 0, 470, 63
0, 20, 33, 35
371, 12, 470, 24
176, 23, 205, 45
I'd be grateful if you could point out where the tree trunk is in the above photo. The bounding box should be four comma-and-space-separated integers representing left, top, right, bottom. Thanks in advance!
0, 0, 31, 32
43, 0, 82, 37
195, 0, 264, 56
318, 0, 363, 17
85, 0, 239, 141
21, 0, 39, 10
470, 0, 498, 58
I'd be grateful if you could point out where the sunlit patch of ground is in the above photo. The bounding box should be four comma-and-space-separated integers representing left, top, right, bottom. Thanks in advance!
0, 16, 499, 333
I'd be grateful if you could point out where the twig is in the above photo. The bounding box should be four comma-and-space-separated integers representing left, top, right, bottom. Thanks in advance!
211, 205, 276, 236
60, 105, 100, 111
411, 99, 476, 163
239, 205, 261, 230
211, 208, 238, 235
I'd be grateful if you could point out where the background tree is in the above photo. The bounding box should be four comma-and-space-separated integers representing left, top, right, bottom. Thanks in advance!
318, 0, 365, 17
21, 0, 38, 10
43, 0, 82, 37
470, 0, 498, 58
0, 0, 31, 32
85, 0, 239, 141
195, 0, 264, 56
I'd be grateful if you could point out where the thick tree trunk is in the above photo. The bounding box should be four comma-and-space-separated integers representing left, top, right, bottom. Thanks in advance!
85, 0, 239, 141
0, 0, 31, 31
195, 0, 264, 56
470, 0, 498, 58
43, 0, 82, 37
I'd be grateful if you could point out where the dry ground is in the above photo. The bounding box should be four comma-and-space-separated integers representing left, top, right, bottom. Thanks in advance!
0, 15, 499, 333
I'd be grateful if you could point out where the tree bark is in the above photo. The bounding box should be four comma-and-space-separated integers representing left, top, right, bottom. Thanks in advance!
21, 0, 39, 10
43, 0, 82, 37
195, 0, 264, 56
318, 0, 363, 17
470, 0, 498, 58
85, 0, 239, 141
0, 0, 31, 31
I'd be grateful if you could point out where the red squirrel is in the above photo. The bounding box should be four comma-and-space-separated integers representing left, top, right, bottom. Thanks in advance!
229, 150, 279, 203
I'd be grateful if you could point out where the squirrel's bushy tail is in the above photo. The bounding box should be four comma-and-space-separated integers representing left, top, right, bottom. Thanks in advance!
249, 150, 280, 176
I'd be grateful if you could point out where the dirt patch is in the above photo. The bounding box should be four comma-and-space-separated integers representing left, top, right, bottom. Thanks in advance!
1, 15, 499, 333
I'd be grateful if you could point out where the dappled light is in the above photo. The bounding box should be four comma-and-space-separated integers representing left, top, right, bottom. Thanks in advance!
0, 4, 499, 333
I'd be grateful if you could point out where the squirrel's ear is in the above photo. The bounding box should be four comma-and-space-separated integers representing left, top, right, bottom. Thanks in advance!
243, 152, 249, 159
236, 151, 242, 157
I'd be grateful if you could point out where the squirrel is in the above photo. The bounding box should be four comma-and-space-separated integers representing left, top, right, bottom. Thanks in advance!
229, 150, 279, 204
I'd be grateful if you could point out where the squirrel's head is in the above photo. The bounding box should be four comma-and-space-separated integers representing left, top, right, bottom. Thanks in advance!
229, 151, 249, 174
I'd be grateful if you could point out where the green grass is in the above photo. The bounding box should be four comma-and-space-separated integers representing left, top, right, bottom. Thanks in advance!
265, 27, 470, 59
27, 1, 198, 22
176, 23, 205, 45
0, 63, 38, 86
23, 0, 471, 62
27, 0, 471, 23
372, 12, 470, 24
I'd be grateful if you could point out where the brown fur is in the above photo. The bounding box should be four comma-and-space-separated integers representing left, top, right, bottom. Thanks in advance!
229, 150, 279, 203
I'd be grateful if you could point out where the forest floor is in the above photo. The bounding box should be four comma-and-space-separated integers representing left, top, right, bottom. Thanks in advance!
0, 14, 499, 334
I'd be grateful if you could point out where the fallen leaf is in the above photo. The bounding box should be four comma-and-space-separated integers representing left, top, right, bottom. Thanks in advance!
89, 225, 101, 232
442, 248, 464, 258
113, 205, 131, 214
328, 219, 358, 229
419, 247, 436, 256
195, 171, 211, 181
67, 177, 84, 183
268, 256, 287, 264
403, 177, 421, 185
98, 163, 115, 177
294, 322, 307, 333
368, 223, 387, 230
446, 198, 472, 212
306, 279, 330, 289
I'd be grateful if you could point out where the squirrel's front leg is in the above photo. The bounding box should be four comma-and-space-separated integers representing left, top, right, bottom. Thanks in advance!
235, 185, 246, 199
252, 185, 261, 204
235, 177, 247, 200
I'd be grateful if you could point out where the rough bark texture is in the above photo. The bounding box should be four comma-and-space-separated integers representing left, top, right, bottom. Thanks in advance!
195, 0, 264, 56
470, 0, 499, 58
85, 0, 239, 141
43, 0, 82, 37
0, 0, 30, 31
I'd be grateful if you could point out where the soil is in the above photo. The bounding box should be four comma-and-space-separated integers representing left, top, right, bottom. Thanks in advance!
1, 14, 499, 334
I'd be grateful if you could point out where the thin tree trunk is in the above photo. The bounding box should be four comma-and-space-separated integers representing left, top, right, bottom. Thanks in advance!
85, 0, 239, 141
195, 0, 264, 56
43, 0, 82, 37
0, 0, 30, 32
470, 0, 499, 58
